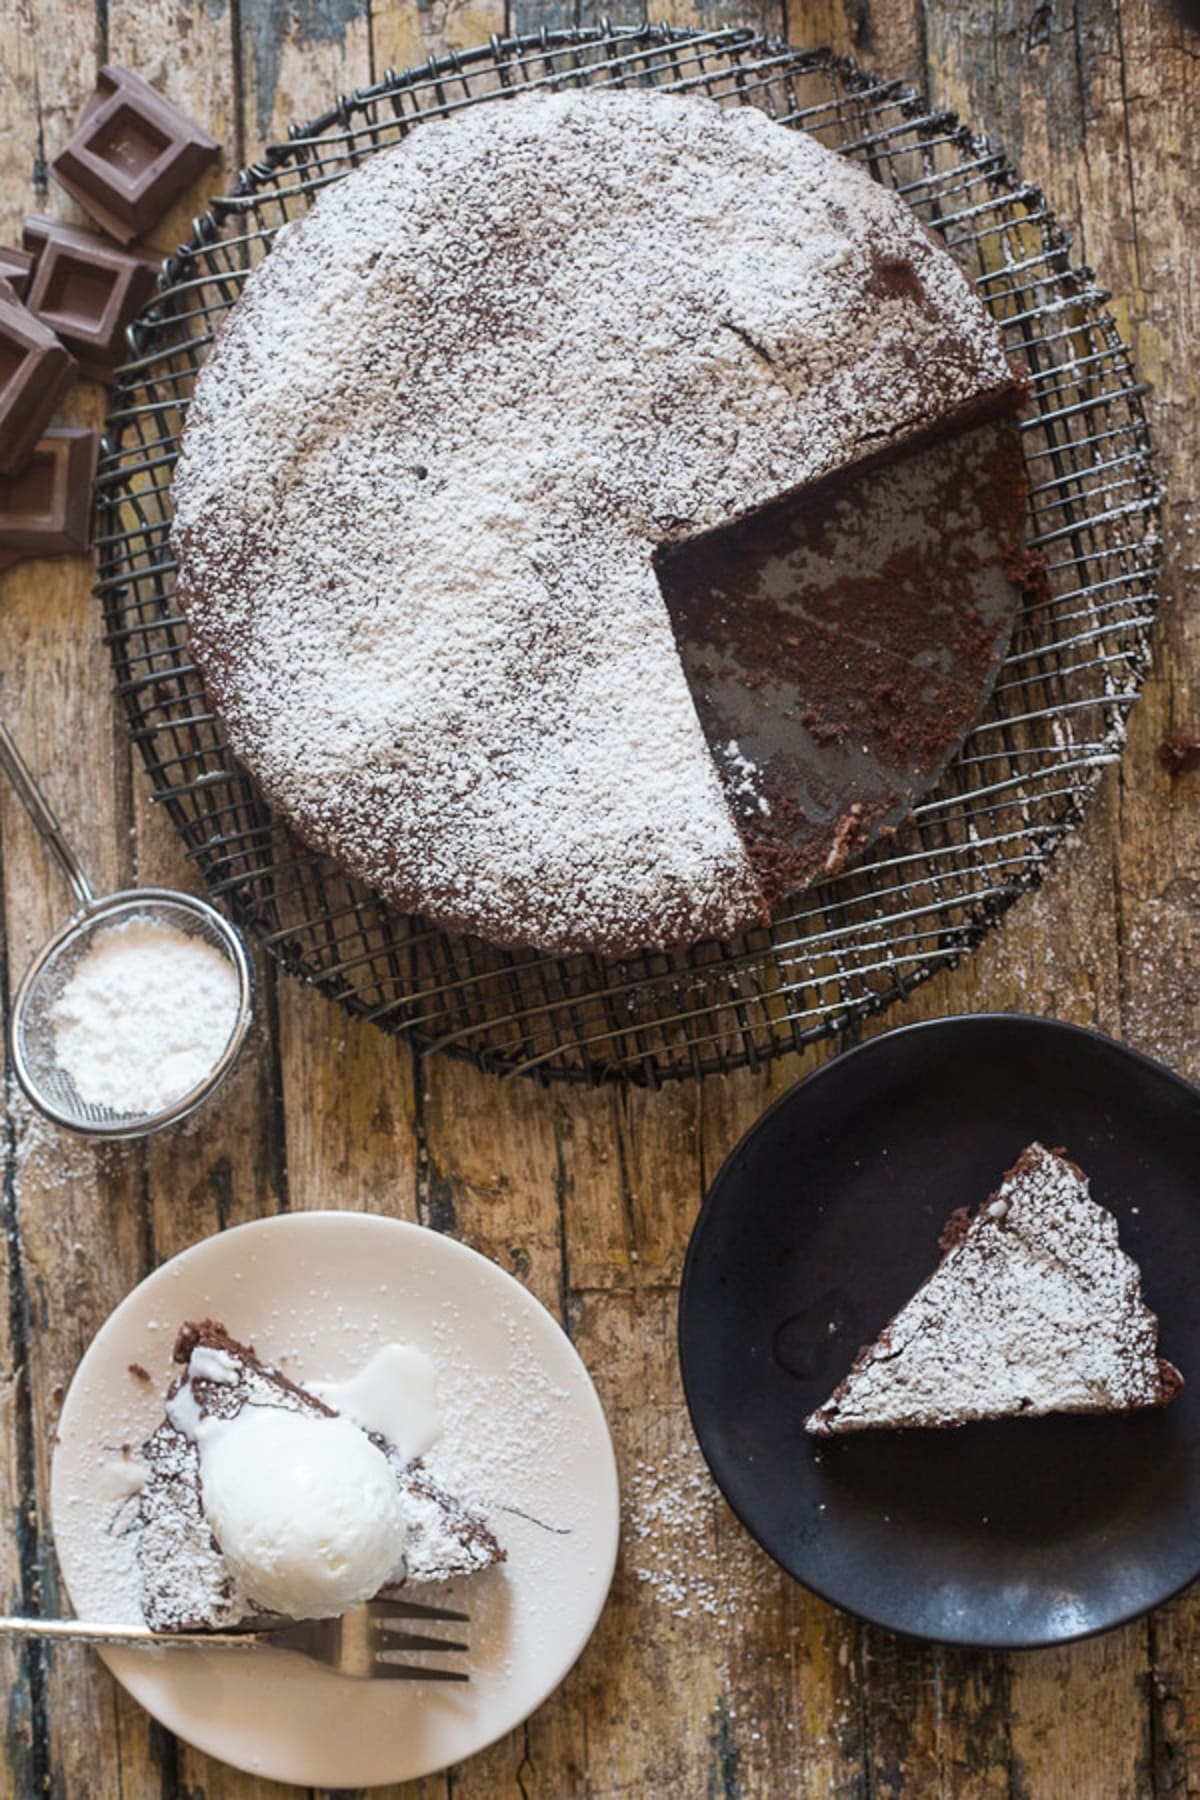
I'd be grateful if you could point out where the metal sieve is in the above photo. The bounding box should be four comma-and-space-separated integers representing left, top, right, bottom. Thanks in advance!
1, 718, 254, 1138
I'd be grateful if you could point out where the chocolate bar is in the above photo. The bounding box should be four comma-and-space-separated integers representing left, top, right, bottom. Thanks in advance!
0, 246, 35, 301
23, 216, 158, 384
0, 428, 98, 564
52, 64, 219, 245
0, 293, 76, 477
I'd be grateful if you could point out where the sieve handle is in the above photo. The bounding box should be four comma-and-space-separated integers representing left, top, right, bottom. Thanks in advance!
0, 718, 95, 911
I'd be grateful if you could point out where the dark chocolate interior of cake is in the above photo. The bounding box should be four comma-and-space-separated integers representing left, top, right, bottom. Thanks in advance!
656, 417, 1029, 902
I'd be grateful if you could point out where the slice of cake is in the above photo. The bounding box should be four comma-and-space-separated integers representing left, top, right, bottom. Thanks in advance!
136, 1320, 504, 1631
806, 1144, 1182, 1435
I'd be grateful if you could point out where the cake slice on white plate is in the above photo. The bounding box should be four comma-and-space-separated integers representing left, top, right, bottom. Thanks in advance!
806, 1142, 1182, 1436
136, 1320, 505, 1631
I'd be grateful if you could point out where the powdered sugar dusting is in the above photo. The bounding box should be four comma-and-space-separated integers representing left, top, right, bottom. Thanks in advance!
49, 917, 241, 1115
807, 1143, 1181, 1433
624, 1442, 775, 1625
173, 87, 1014, 957
718, 740, 771, 819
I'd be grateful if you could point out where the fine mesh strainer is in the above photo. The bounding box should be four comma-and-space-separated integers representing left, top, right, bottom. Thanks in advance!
1, 719, 254, 1138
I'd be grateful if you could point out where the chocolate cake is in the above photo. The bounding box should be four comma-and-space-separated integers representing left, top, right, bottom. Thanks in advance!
806, 1144, 1182, 1435
137, 1321, 505, 1631
172, 87, 1023, 957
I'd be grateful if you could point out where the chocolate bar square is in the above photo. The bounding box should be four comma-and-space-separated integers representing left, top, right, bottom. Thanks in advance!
0, 428, 98, 564
52, 65, 219, 245
0, 295, 76, 478
0, 246, 35, 301
24, 216, 158, 384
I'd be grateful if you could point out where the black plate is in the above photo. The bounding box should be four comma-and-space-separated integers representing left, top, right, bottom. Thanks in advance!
678, 1015, 1200, 1648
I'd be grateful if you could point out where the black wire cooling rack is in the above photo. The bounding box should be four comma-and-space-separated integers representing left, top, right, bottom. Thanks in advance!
95, 22, 1161, 1086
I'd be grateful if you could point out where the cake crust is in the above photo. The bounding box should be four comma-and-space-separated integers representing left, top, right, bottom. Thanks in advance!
806, 1144, 1183, 1436
172, 87, 1021, 957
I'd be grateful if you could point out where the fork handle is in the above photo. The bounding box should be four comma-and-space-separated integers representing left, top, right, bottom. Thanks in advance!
0, 1616, 261, 1650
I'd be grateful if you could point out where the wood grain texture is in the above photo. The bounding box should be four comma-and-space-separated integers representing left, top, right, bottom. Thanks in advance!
1, 0, 1198, 1794
0, 1, 134, 1791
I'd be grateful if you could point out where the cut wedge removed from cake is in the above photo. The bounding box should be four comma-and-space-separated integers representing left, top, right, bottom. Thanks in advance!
137, 1321, 505, 1631
806, 1144, 1182, 1436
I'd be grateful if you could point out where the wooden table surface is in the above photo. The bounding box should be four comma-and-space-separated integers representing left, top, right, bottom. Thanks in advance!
2, 0, 1198, 1794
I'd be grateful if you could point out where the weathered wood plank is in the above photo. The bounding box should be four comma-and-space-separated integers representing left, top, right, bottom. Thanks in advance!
862, 1633, 1011, 1798
849, 0, 1193, 1789
565, 1284, 729, 1797
0, 490, 142, 1796
817, 0, 926, 78
372, 0, 506, 75
277, 997, 417, 1216
0, 0, 142, 1789
205, 7, 408, 1799
239, 0, 372, 149
668, 0, 788, 39
690, 1059, 868, 1798
783, 0, 856, 51
1007, 1629, 1154, 1798
0, 6, 57, 1788
85, 3, 295, 1796
1076, 2, 1200, 1790
0, 1299, 30, 1800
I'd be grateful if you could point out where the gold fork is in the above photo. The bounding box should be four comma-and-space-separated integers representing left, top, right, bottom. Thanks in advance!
0, 1598, 470, 1681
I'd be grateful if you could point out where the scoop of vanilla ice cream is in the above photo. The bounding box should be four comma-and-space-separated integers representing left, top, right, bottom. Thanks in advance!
198, 1406, 407, 1618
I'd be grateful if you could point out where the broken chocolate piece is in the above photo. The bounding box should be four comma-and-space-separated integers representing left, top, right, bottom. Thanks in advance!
0, 246, 35, 301
51, 64, 219, 245
0, 293, 76, 478
23, 216, 158, 384
0, 427, 98, 563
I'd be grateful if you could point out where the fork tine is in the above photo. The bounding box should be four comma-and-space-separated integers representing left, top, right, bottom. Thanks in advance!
369, 1598, 469, 1624
373, 1628, 470, 1654
371, 1658, 470, 1683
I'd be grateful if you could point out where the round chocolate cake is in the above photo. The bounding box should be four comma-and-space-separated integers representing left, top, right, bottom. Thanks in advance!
172, 88, 1021, 957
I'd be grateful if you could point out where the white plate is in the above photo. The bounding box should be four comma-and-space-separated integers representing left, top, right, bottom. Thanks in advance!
51, 1211, 620, 1789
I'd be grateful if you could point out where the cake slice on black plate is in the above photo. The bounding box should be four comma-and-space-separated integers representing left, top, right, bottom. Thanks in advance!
806, 1143, 1183, 1436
